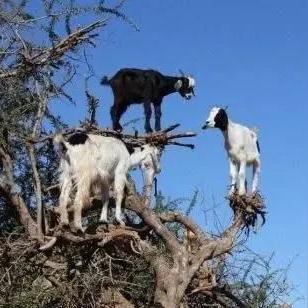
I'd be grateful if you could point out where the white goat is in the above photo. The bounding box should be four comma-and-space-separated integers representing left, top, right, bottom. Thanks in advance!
202, 107, 261, 196
54, 133, 161, 231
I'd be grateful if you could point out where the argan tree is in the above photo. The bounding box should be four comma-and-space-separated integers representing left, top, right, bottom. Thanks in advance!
0, 1, 292, 308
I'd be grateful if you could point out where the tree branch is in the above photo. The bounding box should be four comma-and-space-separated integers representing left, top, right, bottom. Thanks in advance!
0, 148, 37, 237
27, 80, 48, 242
125, 191, 183, 256
0, 19, 108, 79
158, 211, 209, 243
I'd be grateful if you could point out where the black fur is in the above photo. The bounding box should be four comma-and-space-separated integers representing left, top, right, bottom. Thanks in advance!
256, 140, 260, 153
101, 68, 195, 133
67, 133, 89, 145
214, 109, 228, 131
125, 143, 135, 155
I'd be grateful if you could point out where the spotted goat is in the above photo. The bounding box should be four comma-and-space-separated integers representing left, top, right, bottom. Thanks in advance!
54, 133, 161, 232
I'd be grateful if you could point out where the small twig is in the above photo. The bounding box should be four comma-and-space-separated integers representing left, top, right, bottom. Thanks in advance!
168, 141, 195, 149
130, 239, 142, 255
108, 255, 115, 284
6, 269, 11, 286
0, 19, 108, 79
162, 123, 180, 133
39, 236, 57, 251
165, 132, 197, 140
14, 29, 28, 53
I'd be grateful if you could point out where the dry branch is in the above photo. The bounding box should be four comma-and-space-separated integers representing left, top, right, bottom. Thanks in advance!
0, 19, 107, 79
229, 193, 266, 230
39, 227, 140, 250
0, 148, 37, 237
28, 123, 197, 150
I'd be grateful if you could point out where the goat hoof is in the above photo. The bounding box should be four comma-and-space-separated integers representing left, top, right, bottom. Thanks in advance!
114, 125, 123, 132
97, 223, 109, 231
74, 228, 85, 235
59, 222, 70, 230
115, 217, 125, 226
99, 217, 108, 224
72, 225, 85, 234
145, 127, 153, 134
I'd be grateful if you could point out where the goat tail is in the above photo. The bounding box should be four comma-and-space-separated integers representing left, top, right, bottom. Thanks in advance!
100, 76, 110, 86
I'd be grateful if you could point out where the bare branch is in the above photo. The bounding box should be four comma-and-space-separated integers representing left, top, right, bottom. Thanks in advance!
27, 80, 49, 242
0, 147, 37, 237
158, 211, 209, 243
0, 19, 108, 79
28, 123, 197, 152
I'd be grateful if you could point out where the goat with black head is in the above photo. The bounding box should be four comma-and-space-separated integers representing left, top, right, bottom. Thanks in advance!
202, 107, 261, 196
101, 68, 196, 133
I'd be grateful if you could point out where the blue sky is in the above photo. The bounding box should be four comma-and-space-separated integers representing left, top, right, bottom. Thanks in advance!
47, 0, 307, 305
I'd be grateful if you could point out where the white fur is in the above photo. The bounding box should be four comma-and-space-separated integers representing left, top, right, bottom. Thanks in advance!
204, 107, 261, 196
139, 148, 161, 206
187, 76, 195, 88
55, 134, 161, 231
174, 79, 183, 91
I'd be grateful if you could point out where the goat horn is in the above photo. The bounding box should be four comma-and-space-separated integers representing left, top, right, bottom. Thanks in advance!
179, 69, 185, 77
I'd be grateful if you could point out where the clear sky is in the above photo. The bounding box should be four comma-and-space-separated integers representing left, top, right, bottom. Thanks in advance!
48, 0, 307, 305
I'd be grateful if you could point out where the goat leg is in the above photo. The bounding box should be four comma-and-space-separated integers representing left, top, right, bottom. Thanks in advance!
154, 102, 162, 131
144, 102, 153, 133
238, 161, 246, 195
114, 174, 126, 226
110, 103, 126, 132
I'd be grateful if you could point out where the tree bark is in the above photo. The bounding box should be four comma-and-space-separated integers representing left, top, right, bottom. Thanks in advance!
124, 182, 252, 308
0, 148, 37, 237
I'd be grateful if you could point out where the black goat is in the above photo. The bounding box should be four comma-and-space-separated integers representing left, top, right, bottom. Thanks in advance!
101, 68, 196, 133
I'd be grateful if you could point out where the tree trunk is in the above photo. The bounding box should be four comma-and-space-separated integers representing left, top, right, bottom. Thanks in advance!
153, 254, 189, 308
9, 192, 37, 237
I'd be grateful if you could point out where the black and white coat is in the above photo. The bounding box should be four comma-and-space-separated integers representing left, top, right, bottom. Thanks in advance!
202, 107, 261, 196
101, 68, 196, 133
54, 133, 161, 231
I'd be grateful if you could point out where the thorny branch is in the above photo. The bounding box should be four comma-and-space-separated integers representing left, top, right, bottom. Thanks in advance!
0, 19, 107, 79
28, 122, 197, 149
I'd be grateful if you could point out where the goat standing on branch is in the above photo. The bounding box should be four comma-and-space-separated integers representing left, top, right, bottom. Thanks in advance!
202, 107, 261, 196
54, 133, 161, 232
101, 68, 196, 133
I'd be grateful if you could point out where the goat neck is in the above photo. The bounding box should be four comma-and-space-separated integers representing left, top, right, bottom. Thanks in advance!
222, 120, 238, 152
129, 146, 152, 168
161, 76, 181, 96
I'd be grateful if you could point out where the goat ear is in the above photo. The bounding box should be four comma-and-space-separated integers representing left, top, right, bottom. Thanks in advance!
174, 79, 182, 91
